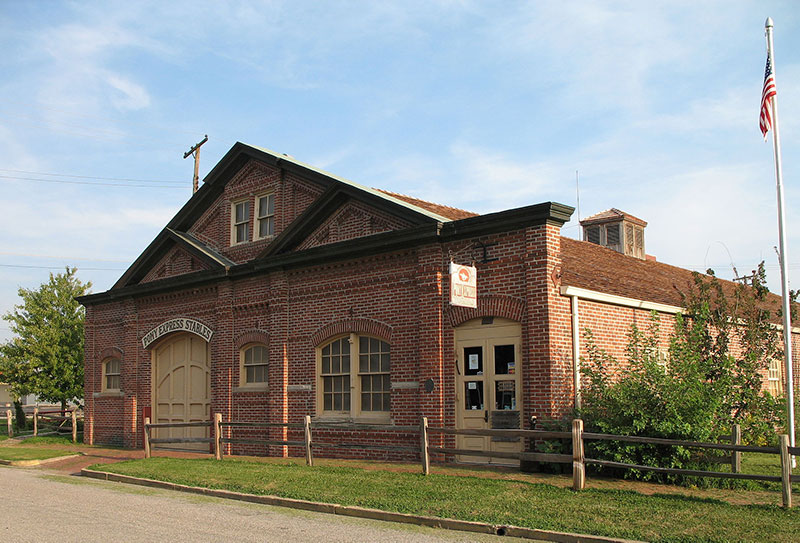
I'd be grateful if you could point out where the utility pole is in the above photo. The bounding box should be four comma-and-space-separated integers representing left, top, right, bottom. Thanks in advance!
184, 135, 208, 194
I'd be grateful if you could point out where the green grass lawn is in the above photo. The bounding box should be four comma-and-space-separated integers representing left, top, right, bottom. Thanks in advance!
0, 447, 76, 462
95, 457, 799, 543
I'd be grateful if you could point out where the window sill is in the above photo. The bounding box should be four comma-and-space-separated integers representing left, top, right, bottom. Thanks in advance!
233, 384, 269, 393
313, 414, 392, 425
93, 391, 124, 398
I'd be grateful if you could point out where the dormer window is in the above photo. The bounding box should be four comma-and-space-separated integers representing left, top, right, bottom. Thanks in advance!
255, 193, 275, 240
232, 200, 250, 244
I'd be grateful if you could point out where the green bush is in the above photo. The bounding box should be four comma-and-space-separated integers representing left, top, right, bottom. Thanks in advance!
578, 265, 788, 485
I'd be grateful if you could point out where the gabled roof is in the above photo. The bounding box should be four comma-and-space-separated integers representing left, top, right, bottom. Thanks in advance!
112, 142, 474, 290
112, 228, 233, 289
579, 208, 647, 227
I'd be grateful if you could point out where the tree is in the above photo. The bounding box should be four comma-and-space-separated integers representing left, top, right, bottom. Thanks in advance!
0, 268, 91, 410
579, 263, 787, 482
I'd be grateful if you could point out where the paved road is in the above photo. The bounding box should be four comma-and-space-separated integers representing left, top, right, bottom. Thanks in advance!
0, 467, 528, 543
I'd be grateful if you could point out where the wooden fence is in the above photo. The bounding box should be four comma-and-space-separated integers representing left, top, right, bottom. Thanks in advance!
5, 407, 82, 443
141, 415, 799, 508
422, 418, 799, 508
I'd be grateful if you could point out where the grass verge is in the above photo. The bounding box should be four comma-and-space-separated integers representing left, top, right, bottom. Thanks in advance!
94, 457, 799, 543
0, 447, 75, 462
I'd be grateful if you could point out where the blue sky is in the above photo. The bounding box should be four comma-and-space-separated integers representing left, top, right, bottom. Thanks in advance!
0, 1, 798, 343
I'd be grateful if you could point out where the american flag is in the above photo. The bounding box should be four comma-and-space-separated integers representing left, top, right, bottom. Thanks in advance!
760, 54, 777, 139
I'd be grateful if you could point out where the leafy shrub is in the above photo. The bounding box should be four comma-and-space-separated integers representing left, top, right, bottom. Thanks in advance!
578, 265, 788, 485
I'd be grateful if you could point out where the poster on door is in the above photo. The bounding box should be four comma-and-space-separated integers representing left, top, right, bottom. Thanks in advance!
449, 263, 477, 308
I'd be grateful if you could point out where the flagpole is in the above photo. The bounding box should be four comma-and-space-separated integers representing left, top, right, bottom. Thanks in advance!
765, 16, 795, 455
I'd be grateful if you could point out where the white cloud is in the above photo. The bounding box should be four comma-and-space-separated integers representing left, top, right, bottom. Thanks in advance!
105, 74, 151, 110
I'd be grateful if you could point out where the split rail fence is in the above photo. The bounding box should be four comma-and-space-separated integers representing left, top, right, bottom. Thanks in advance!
142, 415, 799, 508
5, 407, 82, 443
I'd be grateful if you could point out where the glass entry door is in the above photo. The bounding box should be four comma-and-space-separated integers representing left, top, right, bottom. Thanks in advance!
454, 318, 522, 464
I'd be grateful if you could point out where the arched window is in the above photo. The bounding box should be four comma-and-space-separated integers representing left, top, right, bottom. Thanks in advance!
103, 358, 121, 392
318, 334, 390, 419
240, 344, 269, 388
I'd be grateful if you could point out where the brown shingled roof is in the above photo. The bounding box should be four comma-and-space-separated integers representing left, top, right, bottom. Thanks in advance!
579, 208, 647, 227
561, 237, 793, 320
561, 236, 688, 307
374, 189, 479, 221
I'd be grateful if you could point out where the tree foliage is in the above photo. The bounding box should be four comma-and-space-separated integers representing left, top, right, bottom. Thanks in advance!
0, 268, 90, 408
579, 263, 787, 482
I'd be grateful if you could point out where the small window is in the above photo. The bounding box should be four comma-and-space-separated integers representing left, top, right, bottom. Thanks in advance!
232, 200, 250, 244
606, 223, 620, 246
240, 345, 268, 387
767, 359, 783, 397
586, 226, 600, 245
255, 193, 275, 239
103, 358, 121, 392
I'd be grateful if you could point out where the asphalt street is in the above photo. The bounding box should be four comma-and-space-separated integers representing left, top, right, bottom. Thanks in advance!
0, 466, 529, 543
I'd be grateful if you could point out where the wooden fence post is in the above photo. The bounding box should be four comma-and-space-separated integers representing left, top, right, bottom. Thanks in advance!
304, 415, 313, 467
731, 424, 741, 474
214, 413, 222, 460
71, 410, 78, 443
572, 418, 585, 490
33, 407, 38, 436
780, 434, 792, 508
6, 409, 12, 438
144, 417, 151, 459
420, 416, 430, 475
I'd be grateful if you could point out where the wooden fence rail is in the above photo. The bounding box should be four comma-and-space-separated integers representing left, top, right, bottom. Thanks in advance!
143, 414, 796, 509
421, 417, 796, 509
32, 407, 82, 443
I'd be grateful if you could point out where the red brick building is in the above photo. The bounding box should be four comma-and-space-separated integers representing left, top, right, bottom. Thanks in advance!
78, 142, 799, 460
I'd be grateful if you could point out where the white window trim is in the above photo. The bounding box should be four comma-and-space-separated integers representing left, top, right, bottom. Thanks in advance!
254, 192, 276, 241
231, 199, 251, 246
102, 357, 121, 393
238, 343, 269, 390
316, 333, 391, 423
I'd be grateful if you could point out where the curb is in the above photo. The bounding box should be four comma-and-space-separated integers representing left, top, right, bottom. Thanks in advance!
1, 453, 82, 467
80, 468, 642, 543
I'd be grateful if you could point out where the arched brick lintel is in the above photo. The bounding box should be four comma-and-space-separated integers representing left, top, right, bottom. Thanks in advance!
446, 295, 526, 327
97, 346, 123, 361
234, 329, 270, 349
310, 318, 393, 346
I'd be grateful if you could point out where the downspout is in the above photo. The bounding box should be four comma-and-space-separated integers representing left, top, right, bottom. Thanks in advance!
570, 295, 582, 410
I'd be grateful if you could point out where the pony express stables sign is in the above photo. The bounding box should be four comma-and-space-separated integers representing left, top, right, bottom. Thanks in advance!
141, 318, 214, 349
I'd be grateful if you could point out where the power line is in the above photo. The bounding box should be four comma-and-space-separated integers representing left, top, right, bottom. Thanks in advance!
0, 168, 185, 185
0, 174, 185, 189
0, 264, 125, 271
0, 252, 131, 263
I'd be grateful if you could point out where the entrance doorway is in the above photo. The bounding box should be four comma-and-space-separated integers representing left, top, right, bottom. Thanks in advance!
454, 318, 522, 464
152, 334, 211, 451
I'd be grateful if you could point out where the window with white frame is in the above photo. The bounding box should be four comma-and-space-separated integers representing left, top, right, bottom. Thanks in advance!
103, 358, 121, 392
232, 200, 250, 244
319, 334, 390, 418
767, 359, 783, 397
255, 193, 275, 240
240, 344, 269, 387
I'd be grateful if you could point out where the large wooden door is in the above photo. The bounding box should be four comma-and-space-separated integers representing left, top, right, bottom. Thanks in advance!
153, 334, 210, 451
455, 318, 522, 465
